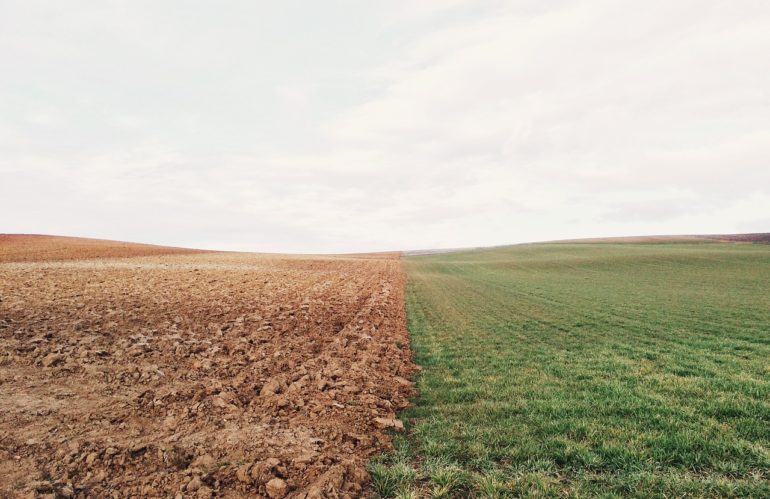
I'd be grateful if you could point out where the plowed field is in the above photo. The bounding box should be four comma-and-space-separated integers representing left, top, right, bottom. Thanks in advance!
0, 236, 416, 498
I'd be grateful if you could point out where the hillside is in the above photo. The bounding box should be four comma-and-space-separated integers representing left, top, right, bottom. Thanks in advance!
373, 241, 770, 497
551, 233, 770, 244
0, 234, 206, 263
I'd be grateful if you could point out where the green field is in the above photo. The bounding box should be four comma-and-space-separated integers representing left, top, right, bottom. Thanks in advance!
371, 242, 770, 497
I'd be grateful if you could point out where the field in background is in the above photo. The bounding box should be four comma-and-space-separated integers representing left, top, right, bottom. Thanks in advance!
373, 242, 770, 497
0, 234, 207, 262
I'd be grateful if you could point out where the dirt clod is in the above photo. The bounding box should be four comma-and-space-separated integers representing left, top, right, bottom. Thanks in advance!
266, 477, 289, 498
260, 378, 283, 397
374, 417, 405, 431
186, 476, 202, 492
40, 353, 63, 367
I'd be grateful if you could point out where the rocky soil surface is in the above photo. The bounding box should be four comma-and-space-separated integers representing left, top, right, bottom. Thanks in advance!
0, 237, 416, 498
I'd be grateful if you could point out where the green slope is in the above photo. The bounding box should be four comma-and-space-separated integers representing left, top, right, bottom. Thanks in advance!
372, 242, 770, 497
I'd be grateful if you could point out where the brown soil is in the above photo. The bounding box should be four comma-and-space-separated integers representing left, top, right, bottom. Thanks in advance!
0, 236, 416, 498
0, 235, 208, 263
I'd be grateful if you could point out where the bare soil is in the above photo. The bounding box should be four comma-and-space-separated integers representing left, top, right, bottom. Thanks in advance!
0, 236, 416, 498
0, 235, 208, 263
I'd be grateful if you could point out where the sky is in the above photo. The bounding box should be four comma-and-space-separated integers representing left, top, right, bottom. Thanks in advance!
1, 0, 769, 253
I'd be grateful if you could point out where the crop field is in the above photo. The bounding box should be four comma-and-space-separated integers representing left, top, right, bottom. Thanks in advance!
0, 236, 416, 498
372, 242, 770, 497
3, 235, 769, 498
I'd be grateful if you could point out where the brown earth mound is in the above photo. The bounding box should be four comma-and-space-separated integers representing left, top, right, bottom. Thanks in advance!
0, 235, 207, 263
0, 238, 416, 498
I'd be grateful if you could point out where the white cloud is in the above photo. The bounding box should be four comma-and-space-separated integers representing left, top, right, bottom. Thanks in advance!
1, 1, 769, 252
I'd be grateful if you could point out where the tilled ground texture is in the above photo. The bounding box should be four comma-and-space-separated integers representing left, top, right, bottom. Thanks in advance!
0, 237, 416, 498
0, 235, 207, 263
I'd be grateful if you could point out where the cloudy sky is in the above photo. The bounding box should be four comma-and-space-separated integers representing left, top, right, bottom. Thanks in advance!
2, 1, 769, 253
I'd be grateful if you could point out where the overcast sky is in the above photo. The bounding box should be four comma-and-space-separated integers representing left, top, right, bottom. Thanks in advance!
2, 1, 769, 253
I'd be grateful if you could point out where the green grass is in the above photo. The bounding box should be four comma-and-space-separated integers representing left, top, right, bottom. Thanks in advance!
372, 242, 770, 497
